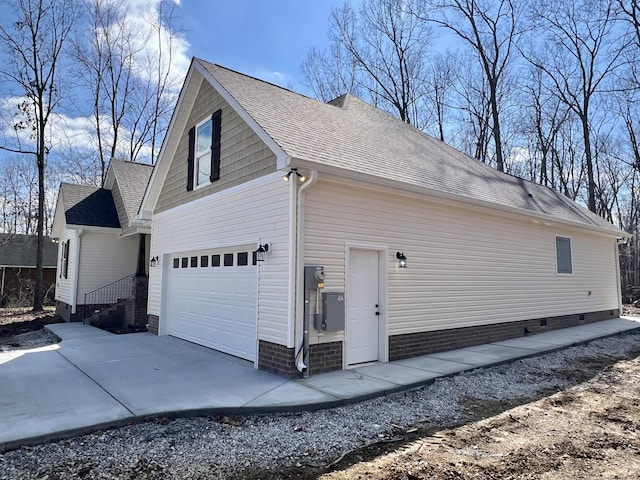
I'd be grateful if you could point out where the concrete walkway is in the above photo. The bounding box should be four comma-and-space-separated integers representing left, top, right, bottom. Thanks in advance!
1, 317, 639, 451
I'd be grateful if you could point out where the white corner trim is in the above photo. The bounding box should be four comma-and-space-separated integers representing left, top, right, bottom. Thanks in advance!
70, 229, 83, 314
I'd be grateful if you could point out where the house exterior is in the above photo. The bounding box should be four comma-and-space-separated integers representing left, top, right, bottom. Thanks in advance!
139, 58, 626, 378
52, 160, 153, 322
0, 234, 58, 307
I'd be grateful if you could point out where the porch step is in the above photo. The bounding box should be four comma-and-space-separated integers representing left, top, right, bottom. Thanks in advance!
84, 300, 129, 329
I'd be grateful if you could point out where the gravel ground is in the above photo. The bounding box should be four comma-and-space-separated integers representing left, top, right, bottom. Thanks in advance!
1, 330, 640, 479
0, 329, 60, 351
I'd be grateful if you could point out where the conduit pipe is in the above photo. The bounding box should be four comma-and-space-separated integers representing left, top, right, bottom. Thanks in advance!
295, 169, 318, 377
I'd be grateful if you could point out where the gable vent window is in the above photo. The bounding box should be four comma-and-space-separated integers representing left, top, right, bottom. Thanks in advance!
556, 236, 573, 274
187, 109, 222, 191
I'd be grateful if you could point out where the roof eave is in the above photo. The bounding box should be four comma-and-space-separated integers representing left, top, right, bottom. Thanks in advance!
290, 158, 625, 239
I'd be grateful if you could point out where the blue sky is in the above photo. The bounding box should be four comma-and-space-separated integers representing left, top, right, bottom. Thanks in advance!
178, 0, 348, 91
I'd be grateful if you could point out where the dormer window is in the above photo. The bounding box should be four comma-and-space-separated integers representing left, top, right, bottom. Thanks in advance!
187, 109, 222, 191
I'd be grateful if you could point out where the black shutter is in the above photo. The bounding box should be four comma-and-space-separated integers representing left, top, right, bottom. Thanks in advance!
210, 109, 221, 182
186, 126, 195, 191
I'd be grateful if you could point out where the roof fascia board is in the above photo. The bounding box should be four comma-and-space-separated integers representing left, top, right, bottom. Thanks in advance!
65, 225, 122, 234
51, 191, 65, 238
291, 159, 625, 239
103, 161, 117, 190
0, 264, 57, 268
194, 60, 291, 170
139, 60, 202, 219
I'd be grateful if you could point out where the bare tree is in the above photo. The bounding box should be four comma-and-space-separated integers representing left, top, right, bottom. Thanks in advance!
523, 0, 627, 213
73, 0, 181, 184
0, 0, 79, 311
453, 60, 493, 162
420, 0, 525, 172
520, 65, 571, 187
303, 0, 433, 127
425, 52, 458, 142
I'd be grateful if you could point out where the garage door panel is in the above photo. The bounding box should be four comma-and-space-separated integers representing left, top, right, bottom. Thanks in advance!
166, 249, 257, 361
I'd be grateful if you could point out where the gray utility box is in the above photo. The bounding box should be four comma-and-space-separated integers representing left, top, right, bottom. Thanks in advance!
320, 292, 345, 332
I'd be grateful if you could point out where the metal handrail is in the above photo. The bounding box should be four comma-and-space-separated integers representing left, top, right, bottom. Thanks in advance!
83, 274, 135, 320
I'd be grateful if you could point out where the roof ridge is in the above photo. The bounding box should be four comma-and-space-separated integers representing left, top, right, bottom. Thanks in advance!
195, 57, 321, 105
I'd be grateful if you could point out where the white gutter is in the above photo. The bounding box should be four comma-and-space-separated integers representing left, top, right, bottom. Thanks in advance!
70, 228, 83, 315
294, 169, 318, 374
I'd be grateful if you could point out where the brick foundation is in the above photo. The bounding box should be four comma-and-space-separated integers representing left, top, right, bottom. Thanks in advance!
56, 301, 103, 322
389, 309, 619, 361
309, 341, 343, 375
147, 314, 159, 335
258, 340, 297, 377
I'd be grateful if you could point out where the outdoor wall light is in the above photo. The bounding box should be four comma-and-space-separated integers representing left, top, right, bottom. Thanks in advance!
150, 256, 159, 268
255, 243, 270, 262
396, 251, 407, 268
282, 168, 306, 182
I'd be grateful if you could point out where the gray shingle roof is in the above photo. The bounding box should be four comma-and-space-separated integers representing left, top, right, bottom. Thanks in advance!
60, 183, 120, 228
0, 234, 58, 267
198, 59, 620, 235
110, 160, 153, 220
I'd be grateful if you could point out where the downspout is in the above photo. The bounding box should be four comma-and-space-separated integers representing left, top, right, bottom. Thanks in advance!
615, 238, 624, 314
70, 228, 83, 315
295, 169, 318, 377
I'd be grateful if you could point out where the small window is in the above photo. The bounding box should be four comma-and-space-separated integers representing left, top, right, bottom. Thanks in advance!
195, 118, 212, 187
252, 251, 257, 266
556, 236, 572, 274
200, 255, 209, 267
224, 253, 234, 266
237, 252, 248, 266
181, 257, 188, 268
173, 258, 180, 269
190, 256, 198, 268
212, 254, 221, 267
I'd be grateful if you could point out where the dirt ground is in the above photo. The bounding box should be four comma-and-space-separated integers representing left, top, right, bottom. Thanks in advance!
320, 350, 640, 479
0, 308, 60, 345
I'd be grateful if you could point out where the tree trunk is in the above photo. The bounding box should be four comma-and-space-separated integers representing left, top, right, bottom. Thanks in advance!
581, 113, 597, 213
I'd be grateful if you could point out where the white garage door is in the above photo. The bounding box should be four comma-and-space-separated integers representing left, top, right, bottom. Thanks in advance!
166, 248, 257, 361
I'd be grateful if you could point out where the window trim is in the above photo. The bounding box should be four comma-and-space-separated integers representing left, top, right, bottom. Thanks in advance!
555, 235, 573, 275
194, 117, 212, 189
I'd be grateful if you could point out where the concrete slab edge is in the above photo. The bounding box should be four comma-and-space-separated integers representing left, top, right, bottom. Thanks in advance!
5, 324, 639, 454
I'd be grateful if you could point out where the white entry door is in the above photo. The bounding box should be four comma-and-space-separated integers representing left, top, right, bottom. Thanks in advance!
346, 248, 379, 365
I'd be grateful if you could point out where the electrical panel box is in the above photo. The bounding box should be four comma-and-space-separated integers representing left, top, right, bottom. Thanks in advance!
321, 292, 345, 332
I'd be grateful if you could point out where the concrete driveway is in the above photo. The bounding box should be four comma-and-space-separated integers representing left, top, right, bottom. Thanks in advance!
1, 317, 639, 451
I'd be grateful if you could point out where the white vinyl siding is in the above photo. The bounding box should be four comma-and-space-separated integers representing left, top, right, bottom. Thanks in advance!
304, 179, 619, 339
76, 232, 138, 304
148, 175, 290, 345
